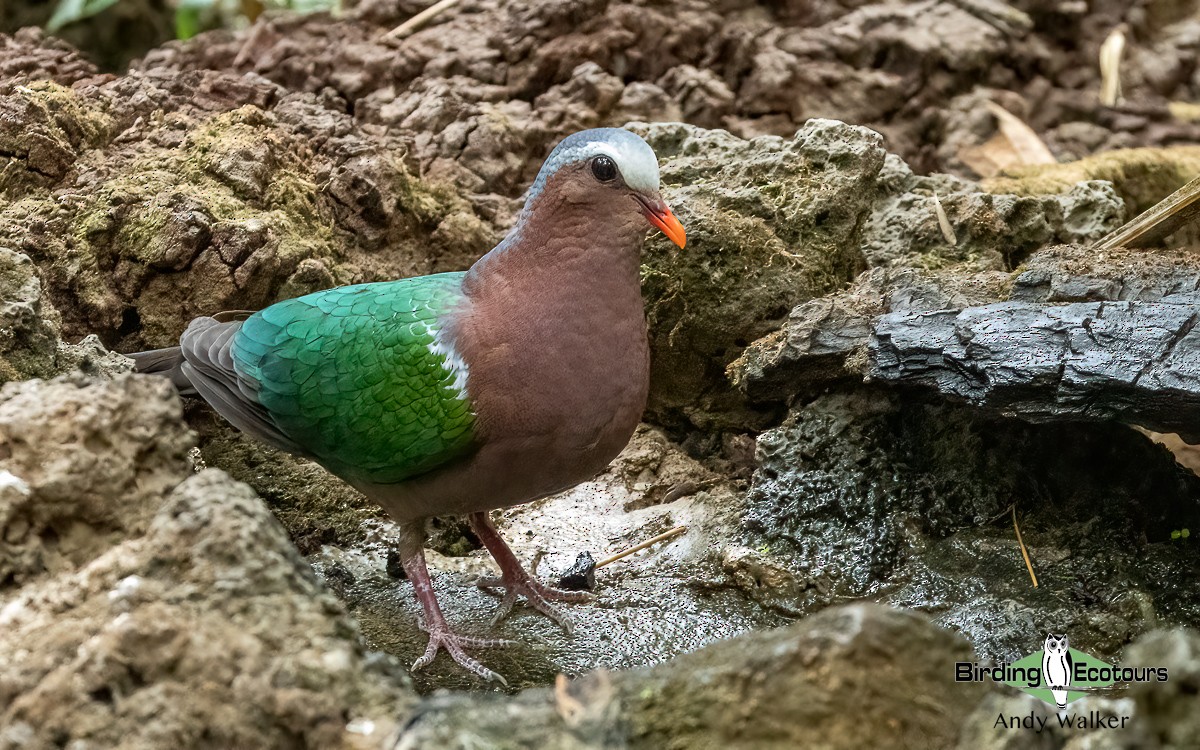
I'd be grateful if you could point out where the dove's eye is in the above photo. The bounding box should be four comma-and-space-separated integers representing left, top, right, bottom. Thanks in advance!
591, 155, 618, 182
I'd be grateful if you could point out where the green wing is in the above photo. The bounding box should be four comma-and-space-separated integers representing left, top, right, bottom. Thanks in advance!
230, 272, 476, 484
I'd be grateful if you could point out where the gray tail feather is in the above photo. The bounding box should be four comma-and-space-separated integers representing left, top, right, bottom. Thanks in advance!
128, 347, 182, 373
128, 347, 199, 396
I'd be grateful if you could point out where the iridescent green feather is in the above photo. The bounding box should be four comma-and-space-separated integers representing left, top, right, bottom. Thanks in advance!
230, 272, 476, 484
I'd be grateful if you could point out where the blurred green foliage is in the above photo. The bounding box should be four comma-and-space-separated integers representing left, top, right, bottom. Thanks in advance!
47, 0, 340, 40
47, 0, 121, 32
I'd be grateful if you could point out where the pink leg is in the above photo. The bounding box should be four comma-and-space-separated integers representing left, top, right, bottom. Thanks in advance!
398, 521, 511, 685
468, 511, 592, 635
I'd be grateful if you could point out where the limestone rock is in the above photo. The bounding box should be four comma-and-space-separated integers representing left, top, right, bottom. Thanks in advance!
864, 154, 1124, 269
1122, 628, 1200, 748
742, 390, 1200, 663
392, 604, 990, 749
0, 74, 494, 352
0, 248, 62, 384
0, 375, 192, 586
625, 605, 987, 749
0, 377, 414, 749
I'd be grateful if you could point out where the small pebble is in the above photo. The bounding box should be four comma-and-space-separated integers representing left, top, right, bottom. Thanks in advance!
324, 562, 357, 598
386, 548, 407, 579
556, 551, 597, 591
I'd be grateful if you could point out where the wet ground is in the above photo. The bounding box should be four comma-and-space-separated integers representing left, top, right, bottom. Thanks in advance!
313, 429, 786, 692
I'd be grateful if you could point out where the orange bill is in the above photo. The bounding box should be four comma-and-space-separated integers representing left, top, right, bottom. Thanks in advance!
645, 204, 687, 248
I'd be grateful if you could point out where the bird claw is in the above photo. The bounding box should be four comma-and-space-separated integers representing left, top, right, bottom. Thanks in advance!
487, 588, 517, 627
411, 625, 513, 686
475, 572, 593, 634
475, 575, 506, 595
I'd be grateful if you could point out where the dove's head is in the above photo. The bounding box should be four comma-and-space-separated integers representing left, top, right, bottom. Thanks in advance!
524, 128, 686, 249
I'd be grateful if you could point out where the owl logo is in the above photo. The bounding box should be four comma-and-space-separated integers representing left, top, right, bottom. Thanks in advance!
1041, 634, 1073, 709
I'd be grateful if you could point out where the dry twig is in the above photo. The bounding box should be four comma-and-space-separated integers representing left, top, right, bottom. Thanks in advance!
1092, 173, 1200, 252
1012, 505, 1038, 588
384, 0, 465, 39
596, 525, 687, 568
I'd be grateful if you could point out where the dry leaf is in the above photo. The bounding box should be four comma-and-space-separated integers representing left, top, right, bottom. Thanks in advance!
553, 670, 617, 729
1135, 428, 1200, 477
554, 673, 586, 725
932, 191, 957, 246
959, 134, 1021, 177
1099, 26, 1126, 107
985, 102, 1055, 165
961, 103, 1055, 178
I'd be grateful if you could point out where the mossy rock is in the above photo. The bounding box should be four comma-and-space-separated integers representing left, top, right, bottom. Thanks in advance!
630, 120, 879, 431
984, 145, 1200, 216
0, 80, 113, 196
0, 246, 61, 383
0, 82, 494, 352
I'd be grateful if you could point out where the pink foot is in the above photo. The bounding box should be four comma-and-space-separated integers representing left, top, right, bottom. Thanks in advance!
397, 521, 512, 684
411, 622, 512, 686
469, 511, 593, 634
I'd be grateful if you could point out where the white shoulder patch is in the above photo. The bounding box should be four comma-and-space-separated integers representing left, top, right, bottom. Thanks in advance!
428, 327, 470, 400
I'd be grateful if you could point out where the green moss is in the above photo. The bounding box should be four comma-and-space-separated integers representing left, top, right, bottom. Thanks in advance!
1, 77, 494, 357
57, 106, 343, 345
632, 121, 879, 429
24, 80, 114, 146
3, 80, 110, 147
395, 166, 452, 224
985, 146, 1200, 215
0, 248, 61, 384
0, 82, 113, 196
